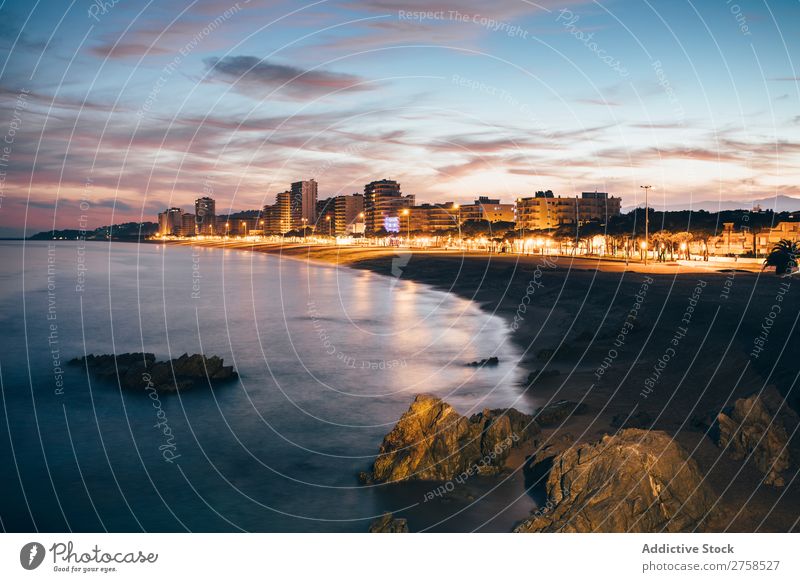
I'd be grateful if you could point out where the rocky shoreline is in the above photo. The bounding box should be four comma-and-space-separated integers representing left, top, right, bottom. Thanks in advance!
70, 352, 238, 393
166, 240, 800, 532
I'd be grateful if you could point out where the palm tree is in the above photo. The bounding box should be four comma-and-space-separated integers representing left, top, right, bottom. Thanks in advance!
763, 239, 800, 275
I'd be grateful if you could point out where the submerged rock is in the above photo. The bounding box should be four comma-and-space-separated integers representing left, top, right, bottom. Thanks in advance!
515, 429, 715, 533
368, 513, 409, 533
361, 394, 539, 483
717, 387, 800, 487
70, 352, 238, 393
466, 356, 499, 367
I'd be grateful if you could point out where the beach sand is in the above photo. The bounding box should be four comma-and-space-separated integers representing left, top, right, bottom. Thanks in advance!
170, 239, 800, 532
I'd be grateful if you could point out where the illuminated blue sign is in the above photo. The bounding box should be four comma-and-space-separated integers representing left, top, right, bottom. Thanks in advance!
384, 217, 400, 233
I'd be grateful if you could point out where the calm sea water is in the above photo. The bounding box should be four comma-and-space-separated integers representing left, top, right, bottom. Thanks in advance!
0, 240, 536, 532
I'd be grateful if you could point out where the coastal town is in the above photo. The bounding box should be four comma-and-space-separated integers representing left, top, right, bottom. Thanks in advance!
155, 178, 800, 268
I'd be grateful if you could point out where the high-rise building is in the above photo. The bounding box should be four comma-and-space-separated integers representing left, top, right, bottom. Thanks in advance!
334, 193, 364, 235
195, 196, 216, 235
179, 213, 196, 237
158, 207, 183, 236
459, 196, 515, 223
263, 191, 291, 235
363, 179, 414, 233
515, 191, 621, 230
291, 179, 318, 229
315, 197, 335, 232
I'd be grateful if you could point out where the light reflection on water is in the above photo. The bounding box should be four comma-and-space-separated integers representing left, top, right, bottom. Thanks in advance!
0, 241, 536, 532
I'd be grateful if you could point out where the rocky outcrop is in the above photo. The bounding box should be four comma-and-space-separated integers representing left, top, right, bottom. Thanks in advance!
368, 513, 409, 533
515, 429, 715, 533
71, 352, 238, 392
361, 394, 539, 483
466, 356, 499, 367
534, 400, 588, 426
717, 387, 800, 487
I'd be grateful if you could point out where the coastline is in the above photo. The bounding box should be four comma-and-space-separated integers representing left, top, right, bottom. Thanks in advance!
164, 239, 799, 532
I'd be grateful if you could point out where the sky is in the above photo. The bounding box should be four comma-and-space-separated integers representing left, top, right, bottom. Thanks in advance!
0, 0, 799, 236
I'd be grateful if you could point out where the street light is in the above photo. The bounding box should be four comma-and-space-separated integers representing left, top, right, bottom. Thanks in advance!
640, 185, 652, 264
452, 203, 461, 241
225, 221, 230, 236
241, 220, 247, 238
401, 208, 410, 241
326, 214, 332, 236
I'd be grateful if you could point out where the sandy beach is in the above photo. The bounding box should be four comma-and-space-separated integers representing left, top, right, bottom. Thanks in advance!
170, 239, 800, 532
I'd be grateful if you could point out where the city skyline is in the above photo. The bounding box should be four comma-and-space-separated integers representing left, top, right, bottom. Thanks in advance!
1, 0, 799, 238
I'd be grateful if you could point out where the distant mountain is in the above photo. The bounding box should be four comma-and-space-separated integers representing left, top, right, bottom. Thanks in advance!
623, 194, 800, 213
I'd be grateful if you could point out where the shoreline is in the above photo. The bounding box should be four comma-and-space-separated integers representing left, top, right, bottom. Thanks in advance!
165, 239, 800, 532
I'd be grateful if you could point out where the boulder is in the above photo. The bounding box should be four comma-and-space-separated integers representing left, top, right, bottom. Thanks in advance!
534, 400, 588, 426
515, 429, 716, 532
717, 387, 800, 487
368, 513, 409, 533
362, 394, 539, 483
70, 352, 238, 393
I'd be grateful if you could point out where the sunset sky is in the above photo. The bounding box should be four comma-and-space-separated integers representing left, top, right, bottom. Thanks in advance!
1, 0, 799, 236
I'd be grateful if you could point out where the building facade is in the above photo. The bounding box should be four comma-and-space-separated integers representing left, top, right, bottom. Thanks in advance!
179, 213, 196, 237
263, 191, 291, 235
158, 207, 183, 236
364, 179, 414, 233
459, 196, 515, 223
707, 221, 800, 256
291, 179, 318, 229
195, 197, 216, 235
515, 191, 621, 230
334, 193, 364, 235
408, 203, 459, 233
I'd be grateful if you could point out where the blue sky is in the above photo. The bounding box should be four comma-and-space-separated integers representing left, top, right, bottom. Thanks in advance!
1, 0, 798, 235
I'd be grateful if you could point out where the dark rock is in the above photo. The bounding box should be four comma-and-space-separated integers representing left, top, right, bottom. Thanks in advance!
689, 411, 718, 432
534, 400, 588, 426
515, 429, 716, 532
466, 356, 499, 367
368, 513, 409, 533
363, 394, 539, 483
611, 410, 653, 429
70, 352, 238, 393
717, 387, 800, 487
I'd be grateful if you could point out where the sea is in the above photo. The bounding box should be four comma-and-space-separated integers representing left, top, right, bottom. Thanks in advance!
0, 240, 537, 532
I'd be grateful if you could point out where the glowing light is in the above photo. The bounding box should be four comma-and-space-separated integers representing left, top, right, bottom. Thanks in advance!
640, 241, 648, 250
680, 242, 687, 250
384, 217, 400, 232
